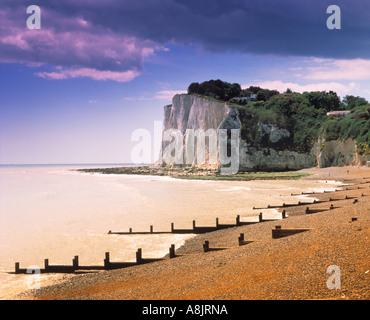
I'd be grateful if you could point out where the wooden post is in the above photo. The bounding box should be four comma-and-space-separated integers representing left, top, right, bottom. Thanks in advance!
192, 220, 196, 230
73, 256, 79, 269
171, 222, 174, 232
259, 212, 263, 222
216, 218, 219, 228
169, 244, 175, 258
330, 204, 334, 210
44, 259, 49, 272
104, 252, 110, 268
15, 262, 20, 274
282, 210, 286, 219
150, 225, 153, 233
129, 228, 132, 233
305, 207, 310, 214
236, 215, 240, 226
238, 233, 244, 246
203, 241, 209, 252
136, 248, 142, 264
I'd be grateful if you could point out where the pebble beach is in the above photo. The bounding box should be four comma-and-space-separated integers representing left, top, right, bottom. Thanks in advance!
13, 166, 370, 300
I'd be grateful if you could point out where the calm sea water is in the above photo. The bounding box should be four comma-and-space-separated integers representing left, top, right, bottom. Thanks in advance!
0, 164, 341, 299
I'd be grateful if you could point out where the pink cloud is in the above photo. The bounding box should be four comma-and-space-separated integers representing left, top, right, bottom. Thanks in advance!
154, 90, 188, 100
1, 34, 30, 50
36, 67, 140, 82
123, 90, 187, 102
0, 6, 164, 82
302, 59, 370, 81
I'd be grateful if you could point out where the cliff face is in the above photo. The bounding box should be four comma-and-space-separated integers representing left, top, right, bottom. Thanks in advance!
313, 138, 368, 168
161, 94, 367, 171
239, 141, 316, 171
162, 94, 230, 167
163, 94, 230, 132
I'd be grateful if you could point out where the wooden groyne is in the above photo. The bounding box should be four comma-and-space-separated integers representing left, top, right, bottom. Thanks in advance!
13, 180, 368, 275
109, 216, 253, 235
107, 191, 364, 236
108, 180, 368, 236
108, 212, 288, 236
14, 215, 364, 274
253, 195, 361, 210
14, 247, 175, 274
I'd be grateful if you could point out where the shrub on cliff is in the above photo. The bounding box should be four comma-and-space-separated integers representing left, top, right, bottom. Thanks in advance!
320, 105, 370, 153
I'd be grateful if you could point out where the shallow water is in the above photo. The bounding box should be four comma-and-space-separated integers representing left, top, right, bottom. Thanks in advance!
0, 165, 341, 299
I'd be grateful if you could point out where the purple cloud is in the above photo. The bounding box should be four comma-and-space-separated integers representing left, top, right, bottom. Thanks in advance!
0, 2, 164, 81
36, 67, 140, 82
1, 0, 370, 82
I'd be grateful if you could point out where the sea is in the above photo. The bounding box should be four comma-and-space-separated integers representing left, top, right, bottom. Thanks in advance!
0, 164, 341, 299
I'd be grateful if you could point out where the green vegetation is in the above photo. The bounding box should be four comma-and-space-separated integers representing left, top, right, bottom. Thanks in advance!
77, 166, 311, 181
187, 80, 242, 101
320, 105, 370, 154
188, 79, 370, 153
340, 95, 369, 110
175, 172, 311, 181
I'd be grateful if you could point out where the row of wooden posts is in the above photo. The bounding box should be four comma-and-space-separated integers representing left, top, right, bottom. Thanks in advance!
16, 215, 361, 274
14, 179, 368, 275
108, 193, 362, 235
14, 204, 362, 275
108, 213, 285, 236
205, 216, 360, 251
15, 247, 173, 274
13, 227, 305, 274
290, 184, 370, 196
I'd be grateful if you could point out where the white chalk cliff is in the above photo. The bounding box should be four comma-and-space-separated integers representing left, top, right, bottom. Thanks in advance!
161, 94, 367, 170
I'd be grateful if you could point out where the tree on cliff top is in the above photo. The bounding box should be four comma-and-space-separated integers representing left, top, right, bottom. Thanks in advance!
341, 95, 369, 110
302, 91, 340, 112
188, 80, 280, 102
187, 79, 241, 101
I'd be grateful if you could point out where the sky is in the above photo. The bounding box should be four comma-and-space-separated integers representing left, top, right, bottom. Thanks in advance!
1, 0, 370, 164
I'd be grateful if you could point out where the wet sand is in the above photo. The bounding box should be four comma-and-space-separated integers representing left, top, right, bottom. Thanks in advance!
13, 166, 370, 300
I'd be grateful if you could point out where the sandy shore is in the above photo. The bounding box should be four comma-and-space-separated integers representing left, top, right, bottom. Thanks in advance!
13, 166, 370, 300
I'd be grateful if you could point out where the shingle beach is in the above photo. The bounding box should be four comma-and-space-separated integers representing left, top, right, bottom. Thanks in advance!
14, 166, 369, 300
